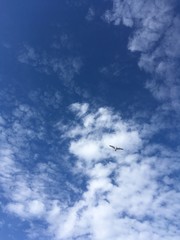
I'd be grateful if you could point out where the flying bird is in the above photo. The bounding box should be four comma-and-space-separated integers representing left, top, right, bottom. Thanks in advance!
109, 145, 123, 151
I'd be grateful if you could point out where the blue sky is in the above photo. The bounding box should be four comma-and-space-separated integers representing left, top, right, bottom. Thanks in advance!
0, 0, 180, 239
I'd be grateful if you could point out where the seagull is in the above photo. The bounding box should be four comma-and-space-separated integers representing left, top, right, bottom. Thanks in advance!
109, 145, 123, 151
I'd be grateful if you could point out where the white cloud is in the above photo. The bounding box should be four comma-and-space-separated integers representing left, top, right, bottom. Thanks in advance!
28, 200, 45, 216
6, 198, 45, 219
104, 0, 180, 112
0, 101, 179, 240
1, 152, 47, 219
68, 104, 142, 165
69, 103, 89, 116
7, 203, 26, 217
54, 103, 180, 240
70, 139, 102, 161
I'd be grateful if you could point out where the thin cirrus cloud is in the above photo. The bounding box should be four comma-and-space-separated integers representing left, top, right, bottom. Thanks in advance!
18, 44, 82, 85
86, 7, 95, 21
104, 0, 180, 111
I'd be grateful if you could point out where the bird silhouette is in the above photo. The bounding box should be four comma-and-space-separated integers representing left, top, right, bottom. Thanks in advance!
109, 145, 123, 151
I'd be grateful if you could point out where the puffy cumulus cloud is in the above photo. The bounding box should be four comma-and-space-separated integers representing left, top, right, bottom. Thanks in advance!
7, 200, 45, 218
1, 102, 180, 240
67, 104, 142, 165
104, 0, 180, 112
70, 139, 102, 161
49, 103, 179, 240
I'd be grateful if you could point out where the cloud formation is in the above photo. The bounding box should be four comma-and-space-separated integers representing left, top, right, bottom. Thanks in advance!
104, 0, 180, 111
0, 95, 179, 239
58, 103, 180, 240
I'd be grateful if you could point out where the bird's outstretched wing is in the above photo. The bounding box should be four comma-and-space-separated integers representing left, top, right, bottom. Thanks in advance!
116, 147, 123, 150
109, 145, 115, 149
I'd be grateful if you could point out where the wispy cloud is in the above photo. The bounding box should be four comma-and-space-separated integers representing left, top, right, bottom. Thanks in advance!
86, 7, 95, 21
51, 33, 72, 50
18, 44, 83, 86
104, 0, 180, 112
18, 45, 40, 66
29, 89, 62, 110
